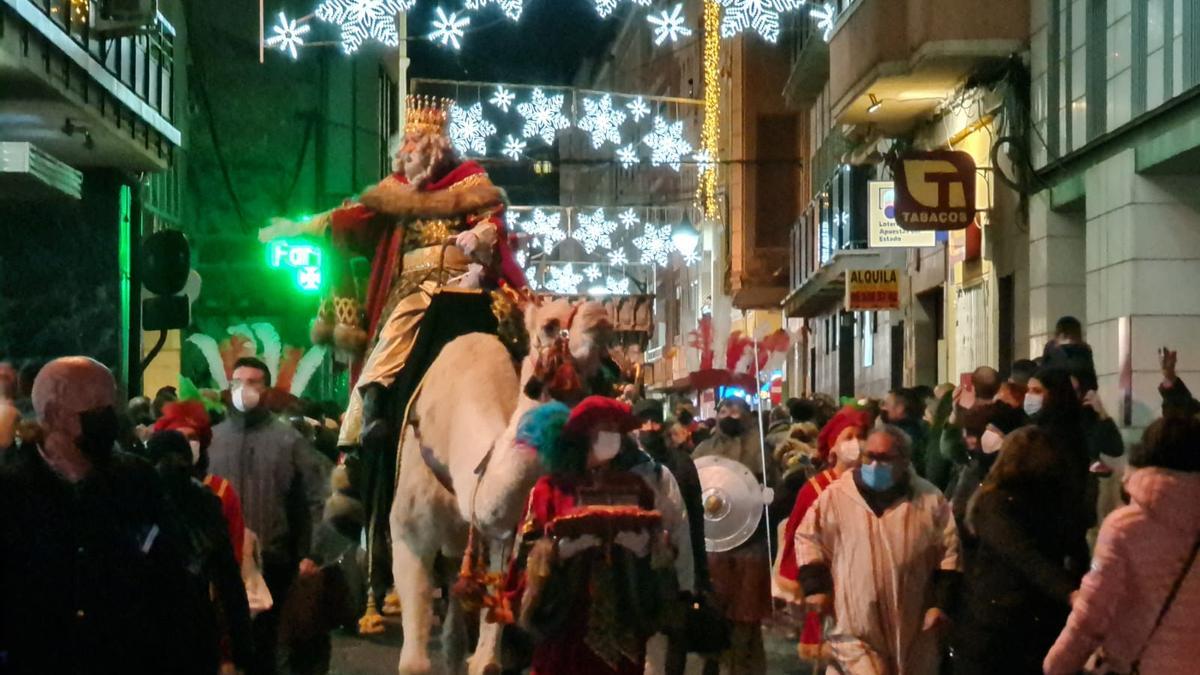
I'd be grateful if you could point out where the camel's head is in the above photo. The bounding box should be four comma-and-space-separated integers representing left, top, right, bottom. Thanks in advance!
522, 298, 613, 403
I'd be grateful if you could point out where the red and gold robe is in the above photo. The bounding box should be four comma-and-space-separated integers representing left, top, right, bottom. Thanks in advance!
778, 468, 837, 657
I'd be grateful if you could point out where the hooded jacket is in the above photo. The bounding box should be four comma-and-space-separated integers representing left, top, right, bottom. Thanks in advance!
1044, 468, 1200, 675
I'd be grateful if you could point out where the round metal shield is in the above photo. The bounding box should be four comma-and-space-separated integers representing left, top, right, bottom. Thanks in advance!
694, 455, 765, 553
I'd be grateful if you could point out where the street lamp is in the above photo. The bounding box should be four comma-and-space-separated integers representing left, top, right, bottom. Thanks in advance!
672, 210, 700, 260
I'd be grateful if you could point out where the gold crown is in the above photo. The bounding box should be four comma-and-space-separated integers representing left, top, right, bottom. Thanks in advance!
405, 95, 453, 135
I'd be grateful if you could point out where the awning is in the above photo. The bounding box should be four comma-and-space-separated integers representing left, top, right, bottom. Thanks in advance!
782, 248, 906, 317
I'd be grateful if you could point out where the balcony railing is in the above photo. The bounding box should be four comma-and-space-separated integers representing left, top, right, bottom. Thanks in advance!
4, 0, 178, 141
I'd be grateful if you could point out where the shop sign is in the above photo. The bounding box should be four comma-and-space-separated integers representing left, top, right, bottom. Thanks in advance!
868, 180, 937, 247
845, 268, 901, 310
894, 150, 976, 230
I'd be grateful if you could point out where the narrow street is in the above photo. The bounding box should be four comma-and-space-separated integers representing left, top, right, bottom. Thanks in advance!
329, 618, 811, 674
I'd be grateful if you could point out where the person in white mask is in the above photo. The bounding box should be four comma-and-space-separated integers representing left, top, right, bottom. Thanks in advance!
505, 395, 688, 675
206, 356, 329, 675
777, 406, 872, 659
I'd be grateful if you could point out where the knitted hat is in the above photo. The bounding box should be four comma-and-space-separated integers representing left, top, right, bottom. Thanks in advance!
562, 396, 638, 439
816, 406, 871, 461
154, 400, 213, 451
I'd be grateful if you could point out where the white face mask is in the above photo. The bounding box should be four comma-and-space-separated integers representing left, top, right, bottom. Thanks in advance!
591, 431, 622, 463
1023, 393, 1043, 416
835, 438, 862, 465
189, 440, 202, 465
980, 428, 1004, 455
232, 385, 261, 413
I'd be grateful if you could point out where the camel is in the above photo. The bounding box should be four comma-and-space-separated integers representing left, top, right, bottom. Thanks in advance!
388, 297, 612, 675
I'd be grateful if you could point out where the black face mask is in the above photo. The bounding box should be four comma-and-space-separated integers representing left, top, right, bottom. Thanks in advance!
639, 429, 667, 455
718, 417, 744, 437
76, 406, 119, 465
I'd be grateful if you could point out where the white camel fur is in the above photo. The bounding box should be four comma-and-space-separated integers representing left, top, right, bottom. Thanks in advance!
388, 298, 612, 675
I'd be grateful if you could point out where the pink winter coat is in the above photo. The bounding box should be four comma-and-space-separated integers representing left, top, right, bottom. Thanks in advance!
1043, 468, 1200, 675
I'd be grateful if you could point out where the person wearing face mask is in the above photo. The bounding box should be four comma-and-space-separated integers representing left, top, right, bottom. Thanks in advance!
147, 430, 254, 675
776, 407, 870, 660
504, 396, 683, 675
0, 357, 197, 673
693, 398, 772, 675
154, 399, 247, 564
1026, 367, 1123, 558
952, 427, 1082, 675
947, 404, 1028, 528
208, 357, 330, 675
796, 426, 962, 675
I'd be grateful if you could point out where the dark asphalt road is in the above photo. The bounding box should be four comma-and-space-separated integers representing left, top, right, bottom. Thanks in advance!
328, 616, 816, 674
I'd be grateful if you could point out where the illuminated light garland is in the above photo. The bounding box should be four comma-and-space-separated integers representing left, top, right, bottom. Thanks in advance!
266, 11, 311, 60
70, 0, 88, 24
448, 102, 496, 155
642, 115, 692, 171
430, 6, 470, 50
717, 0, 804, 43
501, 135, 527, 160
627, 96, 651, 122
577, 94, 627, 149
516, 88, 572, 144
811, 2, 836, 42
618, 208, 640, 230
574, 208, 618, 253
592, 0, 652, 19
648, 3, 693, 46
698, 0, 721, 219
314, 0, 414, 54
489, 85, 516, 112
633, 222, 674, 266
545, 263, 585, 295
464, 0, 524, 21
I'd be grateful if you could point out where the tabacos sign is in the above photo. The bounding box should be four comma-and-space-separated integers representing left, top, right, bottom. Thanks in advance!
845, 268, 900, 310
894, 150, 976, 230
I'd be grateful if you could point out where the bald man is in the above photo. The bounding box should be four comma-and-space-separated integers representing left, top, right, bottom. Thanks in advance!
0, 357, 199, 673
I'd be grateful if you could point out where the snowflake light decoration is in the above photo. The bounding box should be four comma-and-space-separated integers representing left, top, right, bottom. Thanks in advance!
315, 0, 413, 54
618, 208, 640, 230
464, 0, 524, 21
718, 0, 805, 43
515, 250, 528, 267
616, 144, 640, 169
584, 264, 602, 282
489, 85, 516, 112
608, 249, 629, 266
642, 116, 693, 171
265, 12, 311, 60
545, 264, 584, 295
648, 4, 692, 46
627, 96, 651, 122
592, 0, 651, 19
811, 2, 836, 42
606, 276, 631, 295
501, 135, 526, 160
633, 222, 673, 266
430, 6, 470, 50
577, 95, 627, 149
693, 149, 715, 173
574, 209, 618, 254
516, 88, 571, 145
524, 208, 567, 252
449, 103, 496, 156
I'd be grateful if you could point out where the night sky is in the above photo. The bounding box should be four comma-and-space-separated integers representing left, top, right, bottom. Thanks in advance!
404, 0, 621, 85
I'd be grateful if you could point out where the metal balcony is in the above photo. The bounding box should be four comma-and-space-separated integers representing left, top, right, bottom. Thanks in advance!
0, 0, 181, 172
782, 11, 829, 108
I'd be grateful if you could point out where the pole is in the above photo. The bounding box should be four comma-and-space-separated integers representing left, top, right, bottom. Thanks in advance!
750, 312, 773, 565
258, 0, 264, 64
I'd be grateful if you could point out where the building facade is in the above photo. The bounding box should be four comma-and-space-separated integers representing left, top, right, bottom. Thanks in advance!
783, 0, 1031, 400
1028, 0, 1200, 438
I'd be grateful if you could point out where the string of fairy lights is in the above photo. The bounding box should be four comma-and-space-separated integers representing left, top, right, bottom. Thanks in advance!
261, 0, 845, 60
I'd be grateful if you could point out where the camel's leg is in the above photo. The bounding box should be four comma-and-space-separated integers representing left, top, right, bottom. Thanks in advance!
467, 547, 507, 675
393, 533, 434, 675
440, 575, 471, 675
